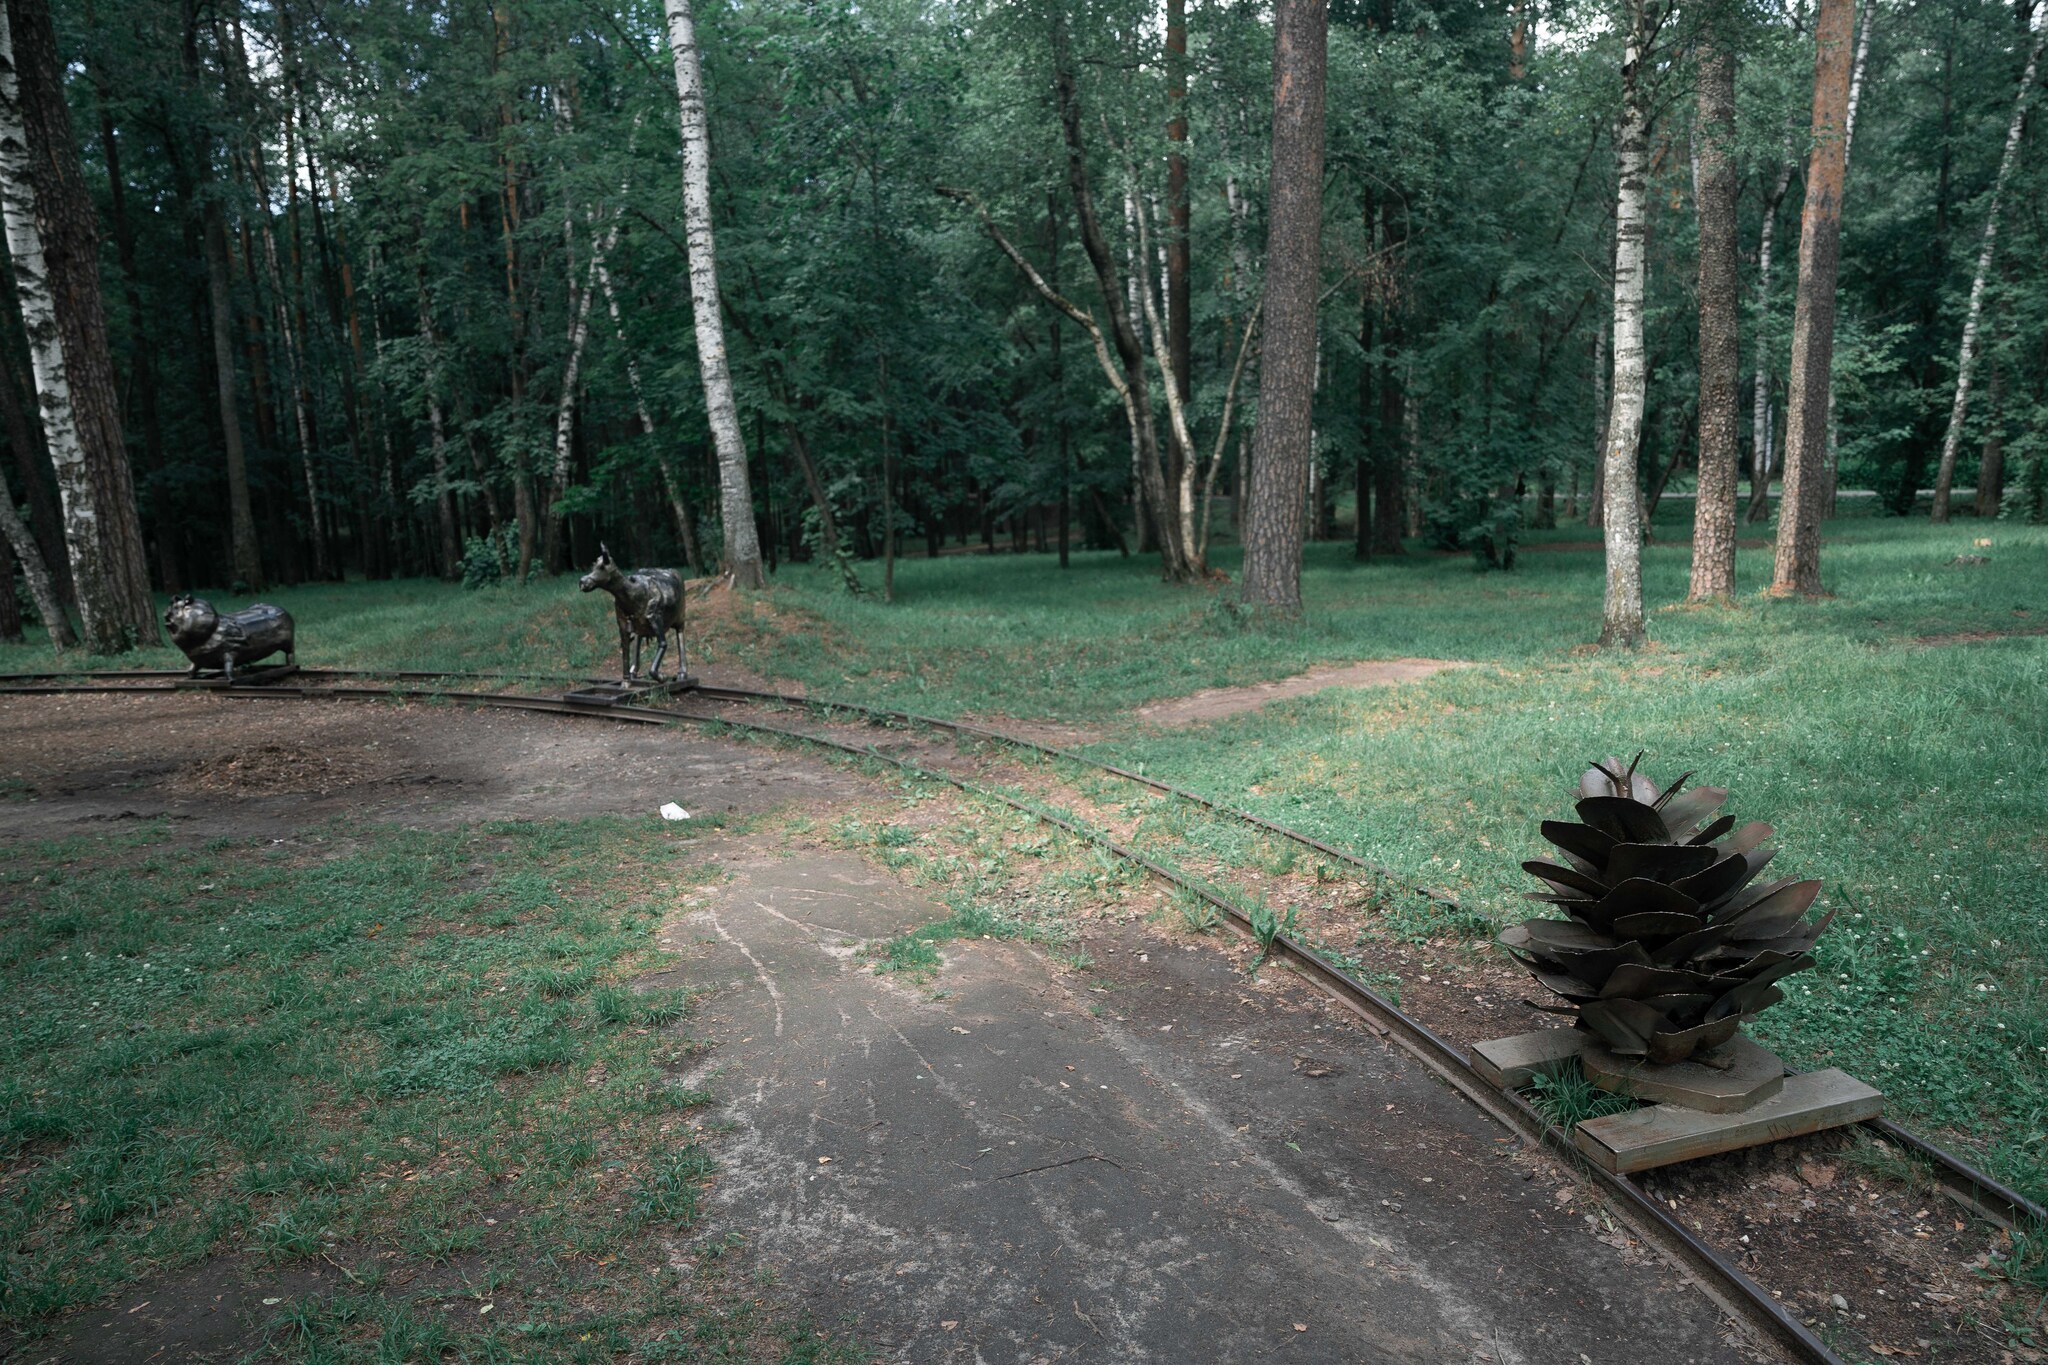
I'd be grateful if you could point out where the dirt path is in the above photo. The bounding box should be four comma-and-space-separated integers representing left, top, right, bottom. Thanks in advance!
1122, 659, 1467, 731
667, 844, 1766, 1365
0, 692, 865, 839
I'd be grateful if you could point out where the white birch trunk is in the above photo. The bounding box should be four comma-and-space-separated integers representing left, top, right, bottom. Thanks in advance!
545, 213, 604, 565
591, 234, 703, 574
663, 0, 763, 587
0, 6, 117, 652
1131, 190, 1202, 570
1752, 156, 1794, 505
1932, 22, 2044, 522
1600, 4, 1652, 648
1822, 0, 1878, 517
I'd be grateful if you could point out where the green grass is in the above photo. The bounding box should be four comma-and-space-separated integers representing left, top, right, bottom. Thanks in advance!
5, 507, 2043, 1203
1523, 1060, 1642, 1129
0, 814, 862, 1360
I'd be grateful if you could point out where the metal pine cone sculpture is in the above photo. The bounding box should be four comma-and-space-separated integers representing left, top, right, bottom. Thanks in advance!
1499, 754, 1833, 1065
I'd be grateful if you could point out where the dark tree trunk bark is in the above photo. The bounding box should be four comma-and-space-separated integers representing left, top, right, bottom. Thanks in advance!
1976, 352, 2006, 517
202, 198, 264, 591
1240, 0, 1328, 611
0, 344, 68, 604
1688, 34, 1740, 602
10, 0, 156, 643
1771, 0, 1854, 596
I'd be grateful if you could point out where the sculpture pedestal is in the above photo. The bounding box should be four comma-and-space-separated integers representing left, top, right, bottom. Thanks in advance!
1470, 1029, 1883, 1173
1580, 1034, 1785, 1114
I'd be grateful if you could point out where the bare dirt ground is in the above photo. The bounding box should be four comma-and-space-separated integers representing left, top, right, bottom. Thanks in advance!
0, 691, 865, 840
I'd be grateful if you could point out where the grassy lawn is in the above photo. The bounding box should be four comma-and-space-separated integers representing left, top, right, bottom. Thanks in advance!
4, 507, 2044, 1206
0, 815, 860, 1361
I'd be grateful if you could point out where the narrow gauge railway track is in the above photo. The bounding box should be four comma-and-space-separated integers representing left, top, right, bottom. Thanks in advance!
4, 667, 2040, 1365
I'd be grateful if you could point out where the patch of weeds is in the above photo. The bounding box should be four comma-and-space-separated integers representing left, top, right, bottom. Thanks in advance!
1523, 1059, 1639, 1129
530, 964, 594, 998
1173, 888, 1221, 935
860, 893, 1061, 980
254, 1195, 339, 1261
1247, 902, 1300, 969
1991, 1216, 2048, 1295
631, 1144, 716, 1228
591, 984, 638, 1025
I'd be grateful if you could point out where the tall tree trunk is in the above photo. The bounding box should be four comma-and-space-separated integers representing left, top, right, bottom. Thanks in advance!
1975, 349, 2006, 517
1747, 153, 1794, 524
6, 0, 154, 645
1589, 300, 1609, 529
1819, 0, 1878, 521
1165, 0, 1191, 536
1599, 0, 1654, 648
591, 235, 701, 575
1051, 20, 1190, 582
201, 198, 264, 591
1931, 24, 2043, 522
416, 271, 461, 579
1770, 0, 1856, 595
0, 461, 69, 644
1240, 0, 1328, 611
545, 217, 603, 571
1688, 33, 1740, 602
0, 343, 67, 603
664, 0, 765, 587
0, 3, 128, 649
89, 61, 163, 496
1049, 193, 1071, 571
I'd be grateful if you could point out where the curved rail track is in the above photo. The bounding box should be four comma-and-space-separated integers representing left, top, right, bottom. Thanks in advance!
5, 665, 2041, 1365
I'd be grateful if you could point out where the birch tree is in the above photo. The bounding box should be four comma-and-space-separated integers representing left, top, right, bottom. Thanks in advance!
0, 1, 124, 651
1770, 0, 1856, 596
663, 0, 764, 588
590, 236, 702, 575
544, 215, 603, 572
1930, 18, 2044, 522
1745, 153, 1794, 524
1598, 0, 1661, 647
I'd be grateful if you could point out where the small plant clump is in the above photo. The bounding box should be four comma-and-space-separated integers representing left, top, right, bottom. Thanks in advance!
1500, 754, 1833, 1065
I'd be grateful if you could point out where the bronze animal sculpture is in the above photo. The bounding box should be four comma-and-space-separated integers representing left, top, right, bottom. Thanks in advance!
163, 595, 296, 682
579, 545, 686, 682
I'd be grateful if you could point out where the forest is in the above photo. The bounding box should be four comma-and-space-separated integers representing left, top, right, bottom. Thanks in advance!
0, 0, 2043, 652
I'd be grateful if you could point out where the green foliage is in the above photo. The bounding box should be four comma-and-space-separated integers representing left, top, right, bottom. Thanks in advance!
1524, 1060, 1640, 1129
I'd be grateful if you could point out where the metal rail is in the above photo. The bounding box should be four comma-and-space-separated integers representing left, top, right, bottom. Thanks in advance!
4, 669, 2040, 1362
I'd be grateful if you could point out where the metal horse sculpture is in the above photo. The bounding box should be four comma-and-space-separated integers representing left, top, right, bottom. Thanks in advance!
579, 545, 686, 683
163, 595, 296, 682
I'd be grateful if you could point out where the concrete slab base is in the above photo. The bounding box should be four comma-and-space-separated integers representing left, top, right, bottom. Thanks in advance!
1574, 1069, 1885, 1173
